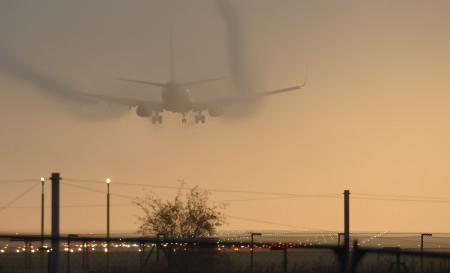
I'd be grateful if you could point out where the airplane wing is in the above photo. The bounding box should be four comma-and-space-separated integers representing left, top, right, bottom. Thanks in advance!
192, 85, 304, 111
117, 78, 166, 88
79, 92, 163, 110
181, 76, 227, 87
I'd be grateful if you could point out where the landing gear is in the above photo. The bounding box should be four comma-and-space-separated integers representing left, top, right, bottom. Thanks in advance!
181, 113, 187, 125
179, 112, 206, 125
151, 112, 163, 124
195, 112, 206, 124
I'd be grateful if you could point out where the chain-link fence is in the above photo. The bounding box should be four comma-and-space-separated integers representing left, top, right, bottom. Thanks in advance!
1, 234, 450, 273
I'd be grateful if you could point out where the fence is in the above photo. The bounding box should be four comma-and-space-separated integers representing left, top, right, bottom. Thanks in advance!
1, 234, 450, 273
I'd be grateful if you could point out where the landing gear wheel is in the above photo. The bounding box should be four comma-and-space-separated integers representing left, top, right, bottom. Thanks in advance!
152, 114, 163, 124
181, 113, 188, 125
195, 112, 206, 124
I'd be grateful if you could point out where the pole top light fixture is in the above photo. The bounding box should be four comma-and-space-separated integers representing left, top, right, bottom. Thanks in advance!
40, 177, 45, 182
106, 178, 111, 184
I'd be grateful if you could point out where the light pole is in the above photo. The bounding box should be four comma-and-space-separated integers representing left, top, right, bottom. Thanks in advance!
106, 178, 111, 272
106, 178, 111, 239
40, 177, 45, 247
421, 233, 432, 273
40, 177, 45, 273
250, 232, 262, 273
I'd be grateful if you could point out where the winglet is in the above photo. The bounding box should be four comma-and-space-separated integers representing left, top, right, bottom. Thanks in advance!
301, 66, 308, 88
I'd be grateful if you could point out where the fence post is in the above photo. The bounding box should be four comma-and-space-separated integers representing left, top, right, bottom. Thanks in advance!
140, 240, 145, 273
421, 233, 432, 273
167, 245, 172, 273
82, 240, 89, 273
25, 240, 31, 272
67, 238, 70, 273
250, 233, 262, 273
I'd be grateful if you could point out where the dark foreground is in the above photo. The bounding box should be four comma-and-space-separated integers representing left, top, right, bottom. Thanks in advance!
1, 234, 450, 273
1, 248, 450, 273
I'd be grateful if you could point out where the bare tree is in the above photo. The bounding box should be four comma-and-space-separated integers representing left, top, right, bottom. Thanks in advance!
136, 186, 225, 239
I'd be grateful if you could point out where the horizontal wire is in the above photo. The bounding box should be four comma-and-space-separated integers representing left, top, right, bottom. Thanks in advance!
64, 178, 339, 199
65, 178, 450, 204
227, 215, 336, 233
7, 178, 450, 203
219, 195, 339, 203
354, 192, 450, 200
0, 179, 40, 184
61, 182, 135, 200
376, 237, 450, 247
3, 204, 133, 209
352, 196, 450, 204
63, 178, 105, 184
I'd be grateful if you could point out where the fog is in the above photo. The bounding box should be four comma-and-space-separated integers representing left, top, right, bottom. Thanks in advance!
1, 0, 450, 234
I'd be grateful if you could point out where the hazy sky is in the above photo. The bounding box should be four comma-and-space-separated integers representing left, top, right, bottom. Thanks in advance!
1, 0, 450, 235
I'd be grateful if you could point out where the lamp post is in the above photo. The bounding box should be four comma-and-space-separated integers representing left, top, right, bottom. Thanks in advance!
250, 232, 262, 273
106, 178, 111, 272
40, 177, 45, 246
40, 177, 45, 273
106, 179, 111, 240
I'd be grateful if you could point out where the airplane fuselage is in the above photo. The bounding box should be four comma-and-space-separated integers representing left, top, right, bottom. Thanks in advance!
161, 83, 193, 113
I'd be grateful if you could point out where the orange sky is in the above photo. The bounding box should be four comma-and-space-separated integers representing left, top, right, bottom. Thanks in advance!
1, 0, 450, 234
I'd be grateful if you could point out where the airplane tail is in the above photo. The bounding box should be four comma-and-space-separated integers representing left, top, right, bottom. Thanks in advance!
117, 29, 176, 88
169, 27, 175, 83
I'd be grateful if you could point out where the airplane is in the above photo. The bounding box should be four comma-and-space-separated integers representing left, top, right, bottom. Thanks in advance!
80, 35, 306, 124
81, 77, 304, 124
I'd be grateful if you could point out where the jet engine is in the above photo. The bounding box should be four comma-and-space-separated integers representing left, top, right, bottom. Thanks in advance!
136, 106, 152, 117
208, 107, 224, 117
